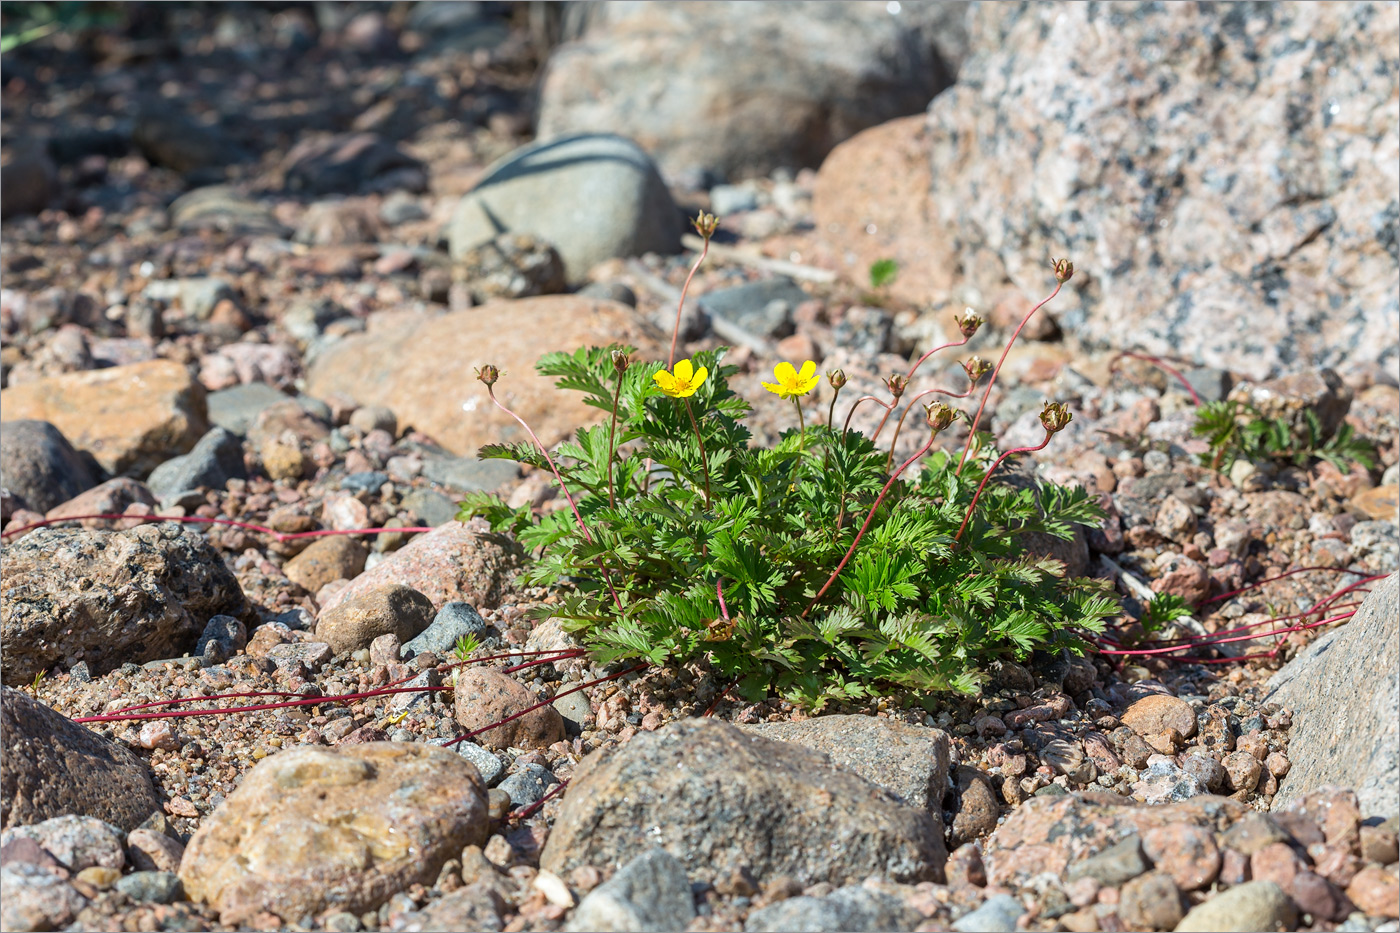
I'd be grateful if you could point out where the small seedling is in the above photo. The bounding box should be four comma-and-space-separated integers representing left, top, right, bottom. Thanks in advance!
451, 633, 481, 663
1141, 592, 1193, 634
1193, 400, 1376, 473
868, 258, 899, 290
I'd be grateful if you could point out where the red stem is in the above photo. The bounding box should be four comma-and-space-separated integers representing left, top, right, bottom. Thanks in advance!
1098, 610, 1357, 656
445, 662, 646, 746
952, 431, 1054, 544
716, 578, 730, 622
1203, 568, 1383, 604
871, 334, 971, 441
509, 777, 570, 821
843, 395, 895, 436
669, 238, 710, 367
884, 383, 975, 471
1110, 351, 1201, 406
956, 280, 1063, 474
804, 429, 939, 617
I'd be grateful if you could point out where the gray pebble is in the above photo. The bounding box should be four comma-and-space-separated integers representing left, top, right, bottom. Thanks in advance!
114, 871, 183, 904
497, 763, 558, 808
951, 894, 1025, 933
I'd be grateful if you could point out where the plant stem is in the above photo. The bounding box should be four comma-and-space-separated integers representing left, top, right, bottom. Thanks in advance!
843, 395, 894, 435
825, 385, 842, 430
793, 396, 806, 450
952, 430, 1054, 544
606, 372, 625, 509
870, 334, 970, 441
669, 238, 711, 367
804, 428, 939, 617
884, 383, 974, 472
681, 397, 714, 508
956, 280, 1062, 475
487, 386, 623, 612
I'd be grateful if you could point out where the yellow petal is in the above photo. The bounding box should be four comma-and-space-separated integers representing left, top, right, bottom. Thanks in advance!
798, 361, 816, 382
653, 370, 677, 394
673, 359, 694, 383
761, 380, 785, 396
692, 365, 708, 388
774, 361, 797, 385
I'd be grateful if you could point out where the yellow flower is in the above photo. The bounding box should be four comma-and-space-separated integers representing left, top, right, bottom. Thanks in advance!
653, 358, 708, 398
762, 361, 820, 400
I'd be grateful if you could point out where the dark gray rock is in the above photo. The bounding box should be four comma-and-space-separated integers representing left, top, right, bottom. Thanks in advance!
577, 281, 638, 308
449, 134, 680, 284
421, 456, 518, 493
541, 718, 947, 886
1267, 572, 1398, 819
167, 185, 286, 237
0, 420, 98, 513
340, 471, 390, 495
401, 488, 460, 527
205, 383, 292, 436
0, 524, 247, 684
426, 738, 504, 787
195, 615, 248, 666
1, 688, 163, 832
745, 885, 915, 933
1065, 833, 1149, 886
144, 427, 245, 497
402, 602, 488, 659
497, 764, 558, 809
697, 277, 806, 341
566, 848, 694, 933
283, 132, 426, 196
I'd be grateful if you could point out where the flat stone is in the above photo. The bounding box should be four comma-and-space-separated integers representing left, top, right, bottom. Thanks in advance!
746, 885, 914, 933
402, 602, 488, 659
697, 278, 806, 340
421, 456, 519, 493
205, 383, 291, 436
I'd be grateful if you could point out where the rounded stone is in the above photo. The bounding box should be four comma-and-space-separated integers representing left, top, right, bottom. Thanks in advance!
1121, 695, 1198, 740
452, 669, 565, 752
1174, 881, 1296, 932
283, 535, 369, 594
315, 584, 435, 656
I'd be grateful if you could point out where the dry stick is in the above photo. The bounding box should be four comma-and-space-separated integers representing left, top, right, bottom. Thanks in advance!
1, 512, 434, 542
870, 334, 971, 442
669, 237, 711, 367
804, 428, 939, 617
486, 385, 623, 613
953, 431, 1055, 544
957, 280, 1064, 475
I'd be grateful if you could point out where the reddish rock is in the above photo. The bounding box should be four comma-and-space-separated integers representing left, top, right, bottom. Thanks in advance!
1151, 554, 1212, 605
45, 477, 158, 530
453, 669, 564, 751
1118, 870, 1185, 931
1121, 695, 1197, 740
1142, 823, 1220, 892
1250, 841, 1305, 889
1347, 866, 1399, 919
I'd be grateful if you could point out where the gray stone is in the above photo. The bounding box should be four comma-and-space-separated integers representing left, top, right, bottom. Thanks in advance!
1173, 881, 1296, 932
389, 669, 441, 716
402, 602, 488, 659
541, 718, 947, 886
1132, 756, 1207, 805
1, 524, 246, 684
566, 848, 694, 933
421, 455, 518, 493
401, 488, 461, 527
1266, 572, 1398, 819
0, 815, 125, 871
709, 184, 759, 216
195, 615, 248, 666
951, 894, 1025, 933
745, 885, 914, 933
497, 764, 558, 809
448, 134, 680, 284
697, 277, 806, 341
0, 420, 97, 514
168, 185, 286, 236
1066, 833, 1149, 887
114, 871, 184, 904
143, 278, 235, 321
427, 738, 504, 787
206, 383, 292, 436
0, 861, 89, 932
341, 471, 389, 495
145, 427, 246, 497
742, 715, 950, 810
576, 281, 638, 307
552, 691, 592, 733
1183, 368, 1232, 404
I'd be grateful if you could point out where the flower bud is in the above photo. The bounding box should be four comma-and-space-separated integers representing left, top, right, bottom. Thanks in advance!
1052, 258, 1074, 283
826, 368, 848, 390
925, 401, 957, 433
955, 308, 984, 339
1040, 400, 1073, 434
883, 373, 908, 399
692, 211, 720, 240
475, 364, 500, 387
961, 356, 992, 385
611, 349, 630, 374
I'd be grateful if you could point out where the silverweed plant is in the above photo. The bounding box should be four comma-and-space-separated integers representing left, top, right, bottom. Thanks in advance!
461, 221, 1116, 709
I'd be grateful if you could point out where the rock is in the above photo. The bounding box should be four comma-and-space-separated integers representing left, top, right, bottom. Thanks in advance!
205, 383, 293, 436
536, 2, 961, 181
0, 814, 124, 873
179, 743, 488, 926
0, 861, 88, 932
698, 277, 807, 341
448, 134, 678, 283
425, 740, 503, 787
540, 718, 946, 886
0, 139, 57, 220
566, 847, 694, 933
195, 615, 247, 665
317, 521, 518, 614
168, 185, 285, 236
1151, 554, 1212, 606
125, 828, 184, 874
402, 602, 488, 658
1155, 495, 1198, 542
1142, 823, 1220, 891
1066, 833, 1149, 887
420, 455, 519, 493
143, 277, 237, 322
453, 669, 564, 751
924, 3, 1398, 380
1122, 695, 1198, 740
1346, 867, 1399, 920
283, 536, 369, 594
401, 488, 460, 527
114, 870, 183, 904
133, 110, 241, 175
0, 420, 98, 514
1222, 750, 1263, 793
1119, 870, 1185, 931
982, 792, 1245, 889
948, 765, 1001, 847
417, 881, 507, 932
1229, 368, 1353, 440
144, 427, 245, 497
44, 477, 157, 529
1, 688, 162, 832
307, 296, 663, 457
1, 524, 246, 684
0, 360, 209, 476
1132, 755, 1207, 804
455, 233, 567, 303
813, 115, 952, 306
315, 584, 435, 656
1352, 484, 1399, 522
348, 405, 397, 437
1266, 573, 1398, 818
741, 714, 950, 809
745, 884, 914, 933
1174, 880, 1296, 932
950, 894, 1025, 933
497, 764, 558, 809
282, 132, 425, 195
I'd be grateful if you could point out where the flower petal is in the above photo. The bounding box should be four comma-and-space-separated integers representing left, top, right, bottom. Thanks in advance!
774, 361, 797, 385
691, 366, 708, 389
761, 380, 784, 396
673, 359, 694, 383
798, 360, 816, 382
653, 370, 677, 395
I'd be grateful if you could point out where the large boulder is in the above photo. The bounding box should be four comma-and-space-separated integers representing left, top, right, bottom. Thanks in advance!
539, 717, 946, 886
922, 2, 1399, 380
448, 134, 679, 283
536, 1, 968, 181
0, 523, 247, 684
0, 420, 98, 514
306, 295, 664, 457
1266, 572, 1398, 819
179, 743, 489, 926
0, 360, 209, 476
1, 688, 163, 832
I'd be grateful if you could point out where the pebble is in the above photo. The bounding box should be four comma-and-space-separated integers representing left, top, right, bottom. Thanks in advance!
952, 893, 1025, 933
1175, 880, 1297, 932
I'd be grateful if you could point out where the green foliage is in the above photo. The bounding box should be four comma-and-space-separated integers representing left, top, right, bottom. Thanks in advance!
451, 633, 481, 663
0, 2, 119, 52
868, 258, 899, 290
1141, 592, 1192, 634
1193, 400, 1376, 473
462, 345, 1115, 709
